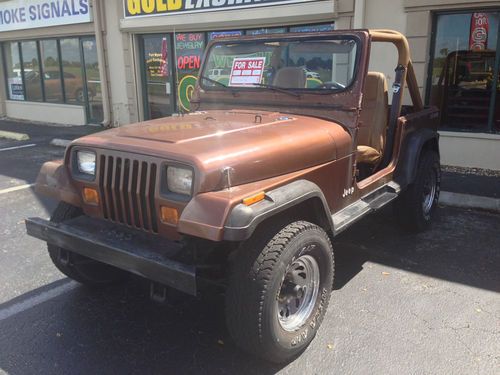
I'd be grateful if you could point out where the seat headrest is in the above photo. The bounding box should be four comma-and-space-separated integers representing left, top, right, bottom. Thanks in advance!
364, 72, 388, 102
273, 67, 306, 89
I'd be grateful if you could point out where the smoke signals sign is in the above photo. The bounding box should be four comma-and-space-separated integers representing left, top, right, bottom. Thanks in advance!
469, 13, 489, 51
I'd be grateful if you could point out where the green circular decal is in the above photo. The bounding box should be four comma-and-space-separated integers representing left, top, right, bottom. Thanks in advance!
178, 75, 198, 111
306, 78, 323, 88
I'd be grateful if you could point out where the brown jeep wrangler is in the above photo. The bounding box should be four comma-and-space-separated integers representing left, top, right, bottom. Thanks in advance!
26, 29, 440, 363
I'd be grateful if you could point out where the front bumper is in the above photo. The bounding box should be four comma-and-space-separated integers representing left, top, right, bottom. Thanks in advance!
25, 216, 196, 295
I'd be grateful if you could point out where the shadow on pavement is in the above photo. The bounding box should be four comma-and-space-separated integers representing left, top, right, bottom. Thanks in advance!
0, 277, 283, 375
1, 206, 498, 374
334, 206, 500, 293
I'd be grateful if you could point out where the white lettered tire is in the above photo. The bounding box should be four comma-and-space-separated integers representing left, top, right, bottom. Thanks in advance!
225, 221, 334, 363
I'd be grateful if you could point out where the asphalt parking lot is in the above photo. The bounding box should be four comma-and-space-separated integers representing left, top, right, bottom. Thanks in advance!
0, 124, 499, 375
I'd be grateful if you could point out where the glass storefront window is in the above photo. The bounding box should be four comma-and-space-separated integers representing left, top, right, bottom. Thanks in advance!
82, 38, 103, 123
174, 32, 205, 111
289, 23, 335, 33
3, 42, 24, 100
40, 40, 63, 103
60, 38, 85, 105
21, 41, 43, 102
428, 12, 500, 132
142, 34, 175, 119
2, 36, 102, 124
208, 31, 243, 41
246, 27, 286, 36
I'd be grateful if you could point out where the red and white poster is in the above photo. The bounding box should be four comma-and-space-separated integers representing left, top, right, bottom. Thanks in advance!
469, 13, 489, 51
160, 37, 168, 77
229, 57, 266, 87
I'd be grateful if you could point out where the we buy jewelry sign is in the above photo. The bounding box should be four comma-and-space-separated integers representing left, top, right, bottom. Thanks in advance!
229, 57, 266, 87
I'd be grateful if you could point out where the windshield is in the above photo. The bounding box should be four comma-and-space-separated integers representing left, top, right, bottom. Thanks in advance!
200, 36, 359, 92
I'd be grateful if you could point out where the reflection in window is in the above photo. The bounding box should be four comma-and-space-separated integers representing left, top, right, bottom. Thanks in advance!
60, 38, 84, 105
21, 41, 43, 102
40, 40, 63, 103
289, 23, 335, 33
3, 42, 24, 100
246, 28, 286, 36
82, 38, 103, 123
428, 12, 499, 132
174, 33, 205, 111
142, 34, 173, 119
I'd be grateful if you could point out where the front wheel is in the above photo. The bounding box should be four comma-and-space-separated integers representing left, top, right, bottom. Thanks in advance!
225, 221, 334, 363
394, 150, 440, 232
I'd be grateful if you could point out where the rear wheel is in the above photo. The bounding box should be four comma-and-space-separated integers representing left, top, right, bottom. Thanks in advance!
395, 150, 440, 232
225, 221, 334, 363
48, 202, 126, 286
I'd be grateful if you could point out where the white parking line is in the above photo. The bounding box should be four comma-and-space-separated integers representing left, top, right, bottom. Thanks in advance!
0, 184, 35, 195
0, 143, 36, 152
0, 281, 78, 322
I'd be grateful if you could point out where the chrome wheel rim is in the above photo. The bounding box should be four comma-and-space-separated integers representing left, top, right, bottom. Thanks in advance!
422, 168, 437, 215
277, 253, 320, 332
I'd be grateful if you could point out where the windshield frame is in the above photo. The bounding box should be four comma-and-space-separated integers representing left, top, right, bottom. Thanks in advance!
199, 33, 362, 95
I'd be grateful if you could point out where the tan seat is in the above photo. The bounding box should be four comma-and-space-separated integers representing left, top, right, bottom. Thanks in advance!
273, 67, 306, 88
357, 72, 389, 165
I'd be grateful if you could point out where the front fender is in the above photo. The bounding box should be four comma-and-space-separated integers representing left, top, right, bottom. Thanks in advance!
35, 160, 82, 207
223, 180, 332, 241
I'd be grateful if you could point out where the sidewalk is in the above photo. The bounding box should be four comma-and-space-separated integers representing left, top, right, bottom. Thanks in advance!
1, 118, 498, 213
0, 118, 101, 143
439, 166, 500, 213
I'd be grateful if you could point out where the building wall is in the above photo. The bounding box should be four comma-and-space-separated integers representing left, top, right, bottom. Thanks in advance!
5, 100, 86, 125
103, 0, 139, 126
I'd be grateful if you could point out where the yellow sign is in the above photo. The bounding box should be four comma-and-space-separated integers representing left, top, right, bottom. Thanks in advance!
124, 0, 319, 17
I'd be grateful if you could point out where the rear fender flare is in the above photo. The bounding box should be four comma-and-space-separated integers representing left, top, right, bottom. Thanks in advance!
223, 180, 333, 241
394, 128, 440, 188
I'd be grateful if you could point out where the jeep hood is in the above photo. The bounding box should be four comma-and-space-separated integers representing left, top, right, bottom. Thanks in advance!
72, 110, 352, 192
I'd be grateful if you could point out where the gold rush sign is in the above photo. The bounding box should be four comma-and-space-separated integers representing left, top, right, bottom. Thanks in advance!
124, 0, 318, 17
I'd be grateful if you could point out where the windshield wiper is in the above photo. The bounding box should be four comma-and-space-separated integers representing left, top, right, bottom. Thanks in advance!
252, 83, 301, 98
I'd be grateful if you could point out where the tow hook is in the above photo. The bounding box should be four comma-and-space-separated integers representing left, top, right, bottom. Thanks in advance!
58, 249, 70, 266
150, 282, 168, 303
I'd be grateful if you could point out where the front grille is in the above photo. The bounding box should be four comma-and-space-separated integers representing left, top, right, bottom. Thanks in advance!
99, 155, 158, 233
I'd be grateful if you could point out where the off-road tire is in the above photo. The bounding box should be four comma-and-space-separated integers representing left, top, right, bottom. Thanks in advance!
225, 221, 334, 363
394, 150, 440, 232
48, 202, 126, 286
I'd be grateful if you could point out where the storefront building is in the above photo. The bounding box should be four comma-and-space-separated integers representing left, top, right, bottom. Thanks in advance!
0, 0, 498, 170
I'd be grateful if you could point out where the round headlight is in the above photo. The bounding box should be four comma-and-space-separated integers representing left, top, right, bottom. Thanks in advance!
76, 151, 96, 176
167, 166, 193, 196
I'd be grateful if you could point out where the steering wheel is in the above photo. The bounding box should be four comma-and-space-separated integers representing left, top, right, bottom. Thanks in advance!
316, 81, 346, 90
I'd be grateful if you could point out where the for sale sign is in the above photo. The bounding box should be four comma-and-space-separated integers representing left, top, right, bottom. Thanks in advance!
229, 57, 266, 87
469, 13, 489, 51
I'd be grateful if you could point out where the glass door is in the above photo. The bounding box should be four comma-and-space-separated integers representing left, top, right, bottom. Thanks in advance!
140, 35, 175, 120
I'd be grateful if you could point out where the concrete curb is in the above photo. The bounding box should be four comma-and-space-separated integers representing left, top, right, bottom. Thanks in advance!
50, 139, 71, 148
0, 130, 29, 141
439, 191, 500, 213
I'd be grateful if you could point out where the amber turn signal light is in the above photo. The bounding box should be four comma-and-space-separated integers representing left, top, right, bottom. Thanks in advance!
243, 191, 265, 206
160, 206, 179, 225
82, 187, 99, 205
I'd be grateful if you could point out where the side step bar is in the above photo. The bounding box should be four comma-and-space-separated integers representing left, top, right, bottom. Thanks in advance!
332, 182, 400, 235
